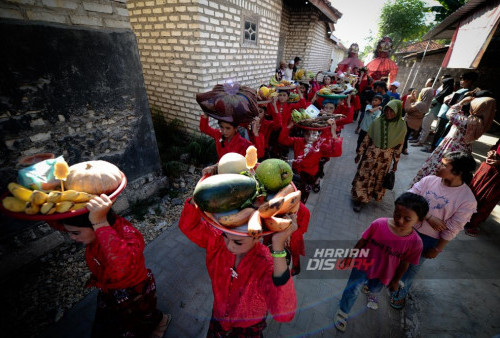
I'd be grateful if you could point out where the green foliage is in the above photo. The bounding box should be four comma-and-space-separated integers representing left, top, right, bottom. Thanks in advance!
428, 0, 467, 22
164, 160, 187, 178
378, 0, 429, 51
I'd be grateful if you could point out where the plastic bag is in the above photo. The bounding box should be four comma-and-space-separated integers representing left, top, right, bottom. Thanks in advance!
18, 155, 65, 190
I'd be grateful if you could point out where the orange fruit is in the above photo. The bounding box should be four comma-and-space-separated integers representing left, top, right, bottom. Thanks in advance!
245, 146, 258, 169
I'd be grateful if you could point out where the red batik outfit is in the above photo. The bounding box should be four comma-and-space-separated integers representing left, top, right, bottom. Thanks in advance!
86, 217, 163, 337
334, 102, 355, 133
279, 127, 342, 202
179, 200, 296, 334
290, 203, 310, 274
267, 99, 307, 128
251, 111, 282, 159
200, 116, 263, 160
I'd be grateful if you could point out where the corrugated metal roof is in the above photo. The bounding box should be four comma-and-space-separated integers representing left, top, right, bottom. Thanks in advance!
423, 0, 495, 40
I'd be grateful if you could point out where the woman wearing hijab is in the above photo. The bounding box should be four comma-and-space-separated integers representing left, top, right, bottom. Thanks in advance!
352, 100, 407, 212
402, 87, 434, 154
411, 96, 497, 186
413, 77, 455, 147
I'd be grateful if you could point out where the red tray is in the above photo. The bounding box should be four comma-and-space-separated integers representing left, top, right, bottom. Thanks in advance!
293, 122, 330, 131
195, 173, 296, 237
0, 172, 127, 221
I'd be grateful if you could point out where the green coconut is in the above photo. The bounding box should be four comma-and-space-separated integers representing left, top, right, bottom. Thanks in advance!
255, 159, 293, 192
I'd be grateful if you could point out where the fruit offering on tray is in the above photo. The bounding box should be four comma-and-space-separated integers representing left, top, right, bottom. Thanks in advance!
291, 109, 311, 123
193, 151, 299, 236
269, 77, 294, 88
1, 160, 123, 216
288, 92, 300, 102
257, 86, 276, 101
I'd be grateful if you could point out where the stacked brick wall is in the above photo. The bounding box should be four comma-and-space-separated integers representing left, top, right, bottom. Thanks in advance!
276, 0, 289, 66
128, 0, 283, 133
0, 0, 131, 29
281, 4, 334, 74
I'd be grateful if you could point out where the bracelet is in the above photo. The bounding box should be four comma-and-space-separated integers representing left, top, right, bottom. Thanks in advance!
271, 249, 287, 258
92, 221, 108, 228
433, 247, 442, 253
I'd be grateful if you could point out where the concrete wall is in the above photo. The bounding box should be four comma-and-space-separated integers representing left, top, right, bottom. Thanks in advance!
128, 0, 283, 133
0, 0, 164, 212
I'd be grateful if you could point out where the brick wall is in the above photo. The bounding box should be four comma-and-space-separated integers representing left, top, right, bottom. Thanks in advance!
128, 0, 283, 133
0, 0, 131, 29
281, 4, 334, 74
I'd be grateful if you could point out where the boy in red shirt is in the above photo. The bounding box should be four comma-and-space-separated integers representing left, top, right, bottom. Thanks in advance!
278, 118, 342, 202
179, 198, 297, 336
61, 195, 169, 338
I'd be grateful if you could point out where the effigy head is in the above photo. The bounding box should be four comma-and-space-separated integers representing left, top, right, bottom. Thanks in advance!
375, 36, 393, 58
348, 43, 359, 57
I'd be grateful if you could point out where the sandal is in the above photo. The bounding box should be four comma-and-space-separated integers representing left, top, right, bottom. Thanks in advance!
366, 294, 378, 310
313, 183, 321, 193
334, 309, 348, 332
390, 293, 406, 310
465, 227, 480, 237
151, 313, 171, 338
361, 285, 369, 294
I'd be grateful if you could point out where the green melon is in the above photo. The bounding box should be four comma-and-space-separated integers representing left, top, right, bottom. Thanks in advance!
255, 159, 293, 192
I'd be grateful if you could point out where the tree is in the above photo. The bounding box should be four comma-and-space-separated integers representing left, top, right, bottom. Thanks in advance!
378, 0, 429, 52
428, 0, 468, 22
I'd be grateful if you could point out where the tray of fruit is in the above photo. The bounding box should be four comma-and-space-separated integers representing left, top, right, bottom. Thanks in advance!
288, 93, 300, 103
194, 148, 300, 237
1, 160, 127, 221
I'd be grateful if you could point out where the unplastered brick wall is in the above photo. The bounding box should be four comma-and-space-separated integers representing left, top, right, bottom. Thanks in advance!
281, 4, 334, 73
0, 0, 131, 29
127, 0, 282, 133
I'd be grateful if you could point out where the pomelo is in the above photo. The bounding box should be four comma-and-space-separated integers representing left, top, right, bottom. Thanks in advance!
218, 152, 247, 174
255, 159, 293, 192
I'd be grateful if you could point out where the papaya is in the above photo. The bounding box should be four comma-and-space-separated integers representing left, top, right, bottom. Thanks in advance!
218, 208, 255, 227
193, 174, 257, 213
245, 146, 258, 170
247, 210, 263, 237
263, 216, 292, 232
258, 197, 284, 218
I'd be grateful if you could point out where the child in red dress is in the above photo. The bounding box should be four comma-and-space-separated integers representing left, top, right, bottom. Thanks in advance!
278, 118, 342, 202
179, 198, 297, 336
62, 195, 169, 338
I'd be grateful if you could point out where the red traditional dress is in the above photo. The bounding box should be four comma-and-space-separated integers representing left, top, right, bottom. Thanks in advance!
200, 116, 263, 160
468, 139, 500, 230
267, 99, 307, 128
179, 200, 297, 334
86, 216, 163, 337
366, 37, 398, 83
290, 202, 310, 274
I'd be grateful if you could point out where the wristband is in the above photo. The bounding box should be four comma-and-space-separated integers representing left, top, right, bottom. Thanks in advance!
271, 249, 287, 258
92, 221, 108, 228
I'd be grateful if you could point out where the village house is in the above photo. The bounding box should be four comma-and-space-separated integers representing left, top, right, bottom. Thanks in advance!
126, 0, 343, 132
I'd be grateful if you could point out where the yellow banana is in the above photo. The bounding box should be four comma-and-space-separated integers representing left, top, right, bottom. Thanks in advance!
55, 201, 73, 213
8, 182, 33, 202
2, 196, 27, 212
47, 191, 62, 203
25, 202, 40, 215
31, 190, 48, 205
70, 203, 88, 211
60, 190, 80, 201
40, 202, 55, 215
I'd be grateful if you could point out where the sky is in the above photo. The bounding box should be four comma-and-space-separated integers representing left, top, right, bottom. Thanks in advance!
330, 0, 442, 51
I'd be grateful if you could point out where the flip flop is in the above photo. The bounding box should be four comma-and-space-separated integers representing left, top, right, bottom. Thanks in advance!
151, 313, 172, 338
390, 293, 406, 310
334, 309, 348, 332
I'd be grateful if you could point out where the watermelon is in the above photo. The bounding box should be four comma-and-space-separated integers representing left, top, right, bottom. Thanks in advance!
194, 174, 257, 213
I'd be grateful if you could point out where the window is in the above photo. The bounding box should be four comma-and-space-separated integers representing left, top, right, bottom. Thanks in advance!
242, 16, 258, 46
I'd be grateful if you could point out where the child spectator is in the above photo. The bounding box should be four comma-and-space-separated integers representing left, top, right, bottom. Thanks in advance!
388, 81, 401, 100
200, 113, 263, 160
356, 95, 383, 152
61, 195, 170, 338
178, 198, 298, 336
278, 118, 342, 202
373, 81, 391, 107
334, 192, 427, 332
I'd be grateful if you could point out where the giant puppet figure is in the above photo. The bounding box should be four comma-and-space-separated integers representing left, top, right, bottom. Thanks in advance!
336, 43, 364, 73
366, 36, 398, 83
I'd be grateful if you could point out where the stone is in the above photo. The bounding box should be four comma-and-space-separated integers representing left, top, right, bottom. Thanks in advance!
171, 198, 183, 206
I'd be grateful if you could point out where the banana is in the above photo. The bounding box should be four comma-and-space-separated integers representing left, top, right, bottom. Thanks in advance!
258, 197, 285, 218
263, 216, 292, 232
25, 202, 40, 215
47, 191, 62, 203
247, 210, 263, 237
70, 203, 88, 211
31, 190, 48, 205
218, 208, 254, 227
73, 192, 95, 203
8, 182, 33, 202
274, 184, 295, 199
40, 202, 55, 215
59, 190, 80, 201
277, 191, 302, 215
55, 201, 74, 213
2, 196, 27, 212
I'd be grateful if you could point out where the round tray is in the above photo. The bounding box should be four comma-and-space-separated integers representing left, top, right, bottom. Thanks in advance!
288, 98, 300, 103
195, 174, 297, 237
272, 85, 296, 90
317, 93, 347, 99
257, 99, 271, 106
0, 172, 127, 221
293, 122, 330, 131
